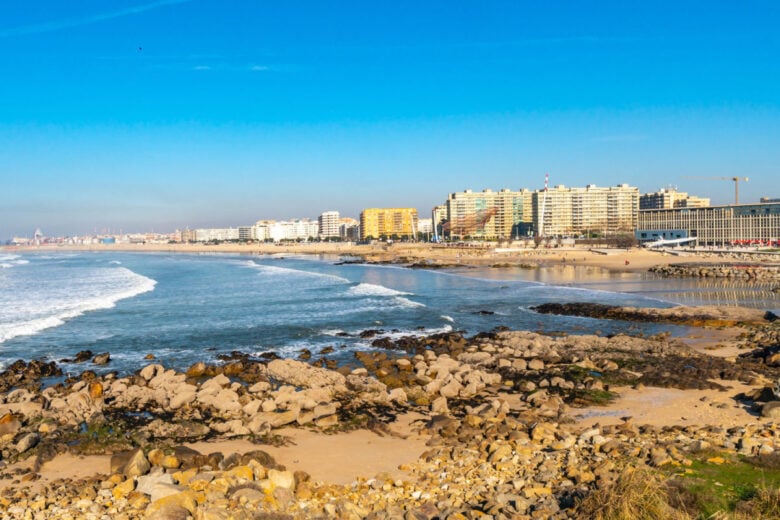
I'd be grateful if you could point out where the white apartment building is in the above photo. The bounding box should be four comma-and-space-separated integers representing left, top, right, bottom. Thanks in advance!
318, 211, 341, 238
417, 218, 433, 234
251, 219, 319, 242
194, 228, 240, 242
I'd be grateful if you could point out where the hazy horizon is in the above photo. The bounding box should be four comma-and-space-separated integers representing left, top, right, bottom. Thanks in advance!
2, 1, 779, 239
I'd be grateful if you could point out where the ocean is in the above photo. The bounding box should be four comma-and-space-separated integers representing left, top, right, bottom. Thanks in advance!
0, 251, 776, 375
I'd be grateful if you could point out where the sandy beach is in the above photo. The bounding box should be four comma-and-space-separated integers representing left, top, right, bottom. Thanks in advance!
8, 241, 778, 274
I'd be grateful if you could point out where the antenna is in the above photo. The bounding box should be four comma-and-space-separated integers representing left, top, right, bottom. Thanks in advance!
539, 172, 549, 238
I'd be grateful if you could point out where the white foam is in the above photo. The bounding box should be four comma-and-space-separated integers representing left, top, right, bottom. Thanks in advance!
0, 258, 29, 269
351, 324, 454, 347
440, 315, 454, 322
242, 261, 350, 284
320, 328, 346, 336
393, 296, 426, 308
346, 283, 410, 297
109, 260, 122, 265
0, 267, 157, 344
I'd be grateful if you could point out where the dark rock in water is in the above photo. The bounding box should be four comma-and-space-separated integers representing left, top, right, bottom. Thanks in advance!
259, 351, 280, 361
359, 329, 383, 339
216, 351, 250, 362
336, 332, 351, 337
298, 349, 312, 361
765, 311, 779, 322
532, 303, 625, 320
475, 310, 495, 315
320, 346, 334, 355
372, 337, 395, 349
92, 352, 110, 365
0, 359, 63, 392
73, 350, 93, 363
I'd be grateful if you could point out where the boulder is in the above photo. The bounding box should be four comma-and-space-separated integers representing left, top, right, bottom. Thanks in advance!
15, 432, 39, 454
0, 413, 22, 436
267, 359, 346, 389
92, 352, 111, 365
762, 401, 780, 419
268, 469, 295, 490
139, 364, 164, 381
111, 448, 151, 478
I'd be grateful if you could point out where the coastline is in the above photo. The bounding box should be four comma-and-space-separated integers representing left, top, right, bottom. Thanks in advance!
2, 245, 780, 517
6, 241, 779, 275
1, 316, 780, 518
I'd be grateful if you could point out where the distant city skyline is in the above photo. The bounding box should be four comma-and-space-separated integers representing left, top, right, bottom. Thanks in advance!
2, 1, 779, 239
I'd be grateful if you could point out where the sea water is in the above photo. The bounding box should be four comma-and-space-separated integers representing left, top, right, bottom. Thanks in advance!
0, 251, 775, 374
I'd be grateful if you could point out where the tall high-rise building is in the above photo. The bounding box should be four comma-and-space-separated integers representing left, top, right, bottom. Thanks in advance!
359, 208, 418, 240
318, 211, 341, 238
534, 184, 639, 236
442, 189, 533, 239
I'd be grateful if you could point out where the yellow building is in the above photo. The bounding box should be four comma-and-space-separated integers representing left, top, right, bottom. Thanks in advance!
360, 208, 418, 240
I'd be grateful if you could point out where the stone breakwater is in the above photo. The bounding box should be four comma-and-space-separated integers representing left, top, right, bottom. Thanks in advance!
531, 302, 773, 327
2, 323, 780, 518
650, 262, 780, 281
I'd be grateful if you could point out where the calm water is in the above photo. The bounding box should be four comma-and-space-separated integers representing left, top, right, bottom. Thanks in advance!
0, 251, 776, 374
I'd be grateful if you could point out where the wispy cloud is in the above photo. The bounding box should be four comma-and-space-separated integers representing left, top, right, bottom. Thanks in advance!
0, 0, 192, 38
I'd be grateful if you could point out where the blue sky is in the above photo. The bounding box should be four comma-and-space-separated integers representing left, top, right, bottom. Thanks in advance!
1, 1, 779, 238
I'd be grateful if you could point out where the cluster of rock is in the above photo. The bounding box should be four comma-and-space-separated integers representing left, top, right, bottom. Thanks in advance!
531, 301, 771, 327
2, 323, 780, 518
650, 262, 780, 281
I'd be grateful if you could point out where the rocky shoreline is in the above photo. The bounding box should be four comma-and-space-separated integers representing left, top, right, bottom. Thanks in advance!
531, 302, 775, 327
650, 262, 780, 281
2, 311, 780, 518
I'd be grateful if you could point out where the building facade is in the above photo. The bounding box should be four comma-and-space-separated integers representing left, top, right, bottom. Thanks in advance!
338, 217, 359, 240
194, 228, 240, 242
318, 211, 341, 238
640, 188, 710, 210
442, 189, 533, 239
534, 184, 639, 237
250, 219, 319, 242
637, 202, 780, 246
359, 208, 418, 240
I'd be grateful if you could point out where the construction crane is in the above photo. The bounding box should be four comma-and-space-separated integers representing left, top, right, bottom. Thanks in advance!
682, 176, 749, 205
